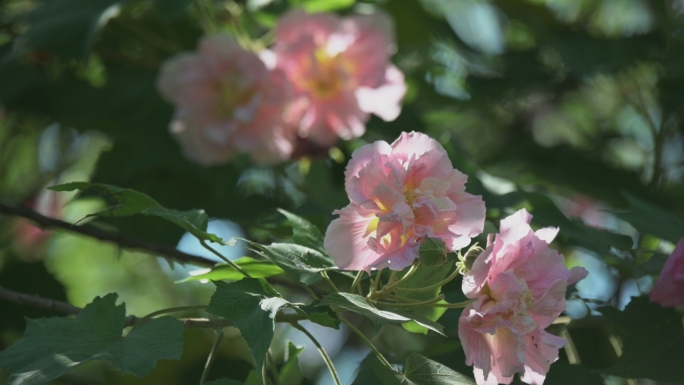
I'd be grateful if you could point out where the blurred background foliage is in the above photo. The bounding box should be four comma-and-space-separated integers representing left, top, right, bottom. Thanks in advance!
1, 0, 683, 384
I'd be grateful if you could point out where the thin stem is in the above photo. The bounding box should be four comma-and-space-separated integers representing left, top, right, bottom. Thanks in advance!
394, 267, 461, 293
376, 295, 445, 308
266, 351, 280, 385
384, 294, 422, 303
291, 322, 342, 385
133, 305, 207, 329
372, 270, 383, 295
350, 271, 364, 295
199, 329, 223, 385
321, 271, 339, 293
372, 265, 418, 297
199, 239, 251, 278
338, 317, 392, 369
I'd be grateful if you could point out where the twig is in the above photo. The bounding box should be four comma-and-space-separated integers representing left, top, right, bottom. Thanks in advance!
0, 286, 81, 315
199, 329, 224, 385
0, 203, 216, 267
291, 322, 342, 385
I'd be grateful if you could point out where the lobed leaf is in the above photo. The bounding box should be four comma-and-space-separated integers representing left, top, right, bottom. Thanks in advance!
0, 293, 184, 385
206, 279, 287, 371
248, 242, 335, 285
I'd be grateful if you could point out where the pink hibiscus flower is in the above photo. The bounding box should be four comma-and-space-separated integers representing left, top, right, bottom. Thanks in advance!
459, 209, 588, 385
157, 35, 294, 165
324, 131, 485, 272
650, 238, 684, 308
274, 9, 407, 146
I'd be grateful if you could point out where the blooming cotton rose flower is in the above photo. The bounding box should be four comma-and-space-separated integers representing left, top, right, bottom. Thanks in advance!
650, 238, 684, 308
324, 131, 485, 272
459, 209, 588, 385
274, 10, 407, 146
157, 35, 294, 165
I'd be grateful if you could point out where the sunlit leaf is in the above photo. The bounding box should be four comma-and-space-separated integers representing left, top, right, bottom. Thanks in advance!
319, 293, 445, 335
178, 257, 284, 283
248, 242, 335, 285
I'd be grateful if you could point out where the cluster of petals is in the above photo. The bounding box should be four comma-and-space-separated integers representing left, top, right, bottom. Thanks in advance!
459, 209, 588, 385
324, 131, 485, 272
157, 35, 294, 165
650, 238, 684, 308
273, 9, 407, 146
157, 9, 406, 165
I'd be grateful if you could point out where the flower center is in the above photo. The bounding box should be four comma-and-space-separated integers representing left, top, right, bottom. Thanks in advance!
215, 77, 257, 119
300, 49, 351, 99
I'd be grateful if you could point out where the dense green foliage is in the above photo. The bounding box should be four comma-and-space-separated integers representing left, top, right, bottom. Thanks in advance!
1, 0, 684, 385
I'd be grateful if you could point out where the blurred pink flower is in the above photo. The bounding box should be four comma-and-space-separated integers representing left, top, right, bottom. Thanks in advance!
559, 194, 609, 229
459, 209, 588, 385
274, 9, 407, 146
650, 238, 684, 308
157, 35, 294, 165
324, 132, 485, 272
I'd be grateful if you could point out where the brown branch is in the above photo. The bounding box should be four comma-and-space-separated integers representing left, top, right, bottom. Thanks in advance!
0, 202, 216, 267
0, 286, 306, 328
0, 286, 82, 315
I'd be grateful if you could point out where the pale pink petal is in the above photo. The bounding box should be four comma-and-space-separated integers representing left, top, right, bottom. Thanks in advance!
355, 65, 406, 121
492, 327, 526, 378
323, 204, 380, 271
568, 266, 589, 285
390, 131, 448, 160
650, 238, 684, 307
339, 11, 395, 86
520, 331, 566, 385
344, 140, 392, 185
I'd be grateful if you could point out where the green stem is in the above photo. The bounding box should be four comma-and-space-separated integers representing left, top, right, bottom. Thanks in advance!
291, 322, 342, 385
199, 239, 251, 278
321, 271, 339, 293
199, 329, 223, 385
134, 305, 207, 329
394, 267, 461, 293
266, 351, 280, 385
376, 295, 445, 308
372, 265, 418, 297
350, 271, 364, 295
338, 317, 392, 369
369, 269, 383, 297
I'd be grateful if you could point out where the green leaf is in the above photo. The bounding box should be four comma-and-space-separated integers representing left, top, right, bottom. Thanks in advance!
297, 302, 340, 329
248, 242, 335, 285
616, 192, 684, 244
49, 182, 230, 244
178, 257, 284, 283
0, 293, 184, 385
278, 209, 327, 255
318, 293, 445, 336
394, 263, 454, 334
278, 342, 304, 385
289, 0, 355, 12
419, 238, 448, 267
353, 354, 474, 385
20, 0, 125, 61
204, 380, 243, 385
599, 296, 684, 382
206, 279, 288, 371
152, 0, 196, 18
